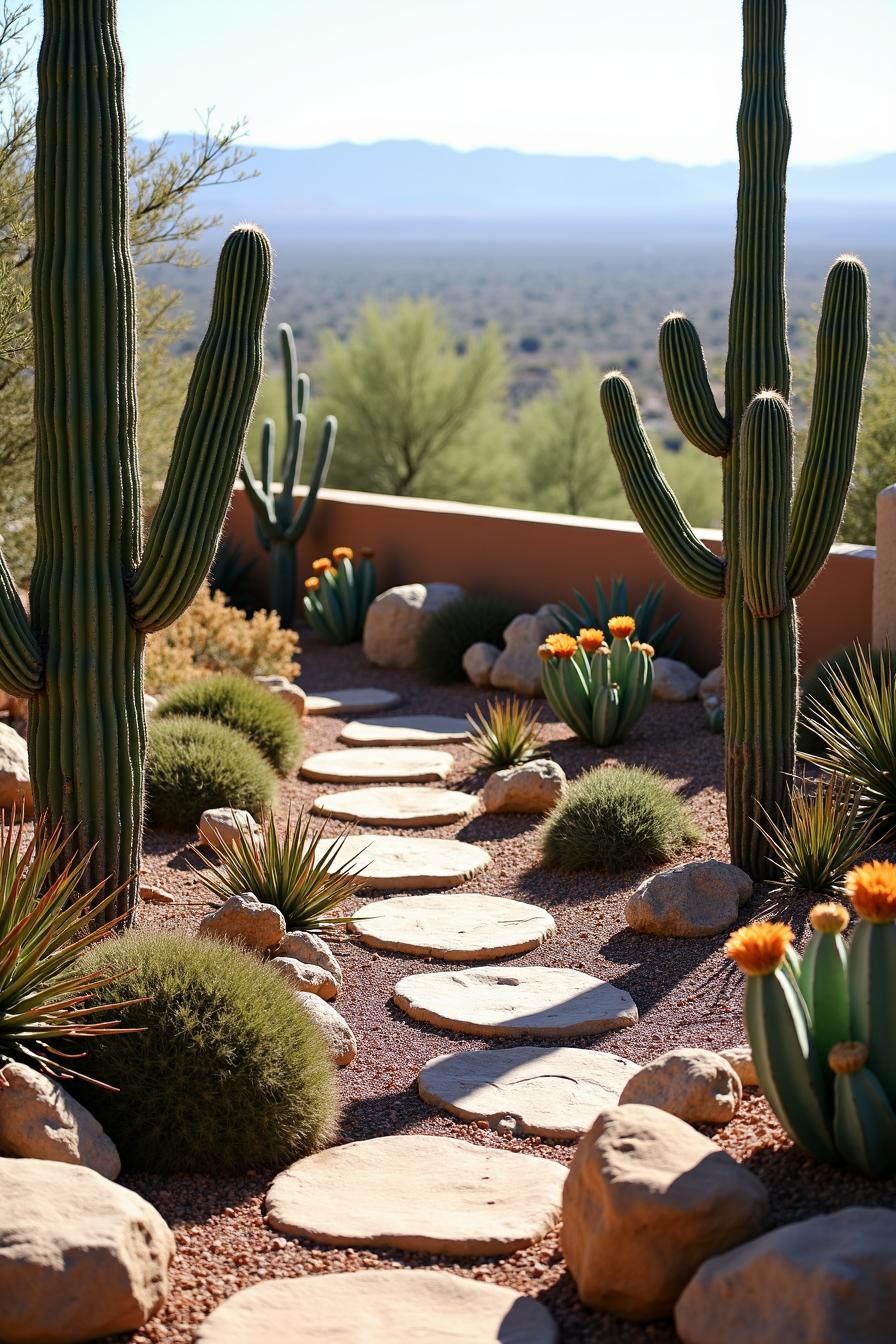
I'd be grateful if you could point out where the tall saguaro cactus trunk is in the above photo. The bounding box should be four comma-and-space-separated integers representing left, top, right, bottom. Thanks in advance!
0, 0, 272, 922
600, 0, 868, 879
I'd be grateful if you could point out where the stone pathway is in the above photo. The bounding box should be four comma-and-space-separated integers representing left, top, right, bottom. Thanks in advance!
304, 687, 401, 716
418, 1045, 641, 1139
312, 784, 478, 827
265, 1134, 567, 1254
339, 715, 471, 745
321, 834, 491, 890
351, 892, 555, 960
301, 747, 453, 783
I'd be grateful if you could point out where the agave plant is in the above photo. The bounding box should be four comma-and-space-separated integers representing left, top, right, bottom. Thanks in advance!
756, 771, 880, 897
303, 546, 377, 644
467, 697, 545, 768
556, 577, 681, 658
196, 809, 366, 932
0, 813, 136, 1084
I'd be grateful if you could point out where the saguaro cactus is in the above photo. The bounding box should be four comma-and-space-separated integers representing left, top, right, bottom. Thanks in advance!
240, 323, 337, 626
0, 0, 271, 921
600, 0, 869, 877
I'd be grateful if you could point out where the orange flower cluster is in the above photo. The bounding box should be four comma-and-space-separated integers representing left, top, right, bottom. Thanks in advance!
578, 627, 605, 653
305, 576, 320, 591
311, 556, 335, 575
845, 860, 896, 924
724, 921, 794, 976
828, 1041, 869, 1074
332, 546, 354, 562
608, 615, 636, 639
541, 632, 579, 659
631, 640, 655, 657
809, 901, 849, 934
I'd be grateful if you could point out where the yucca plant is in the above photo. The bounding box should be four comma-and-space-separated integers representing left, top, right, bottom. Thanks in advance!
756, 772, 880, 896
195, 809, 366, 932
556, 577, 681, 658
467, 696, 544, 768
303, 547, 377, 644
0, 813, 137, 1085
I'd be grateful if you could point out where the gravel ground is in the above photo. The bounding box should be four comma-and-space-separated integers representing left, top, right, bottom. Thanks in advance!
110, 633, 896, 1343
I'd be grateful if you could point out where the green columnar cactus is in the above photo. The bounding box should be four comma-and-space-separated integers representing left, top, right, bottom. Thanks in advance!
600, 0, 869, 878
0, 0, 271, 923
539, 621, 653, 747
303, 547, 378, 644
240, 323, 337, 627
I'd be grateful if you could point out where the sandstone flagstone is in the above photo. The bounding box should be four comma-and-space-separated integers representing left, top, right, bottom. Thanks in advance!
352, 892, 554, 960
265, 1134, 566, 1254
418, 1046, 641, 1139
339, 715, 471, 745
195, 1269, 559, 1344
304, 687, 402, 716
301, 747, 453, 783
321, 834, 490, 890
394, 966, 638, 1037
312, 785, 478, 827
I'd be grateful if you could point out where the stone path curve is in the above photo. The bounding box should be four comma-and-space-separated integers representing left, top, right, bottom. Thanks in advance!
319, 834, 490, 890
312, 785, 478, 827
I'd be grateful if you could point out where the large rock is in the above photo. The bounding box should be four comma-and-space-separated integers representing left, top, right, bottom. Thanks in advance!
198, 807, 261, 849
651, 657, 700, 702
619, 1048, 742, 1125
0, 1156, 174, 1343
277, 930, 342, 989
561, 1104, 768, 1320
625, 860, 753, 937
253, 674, 307, 718
363, 582, 464, 669
675, 1207, 896, 1344
295, 993, 357, 1067
0, 1062, 120, 1179
481, 759, 566, 814
269, 956, 338, 1000
463, 641, 501, 687
0, 722, 31, 814
489, 605, 560, 698
198, 893, 285, 953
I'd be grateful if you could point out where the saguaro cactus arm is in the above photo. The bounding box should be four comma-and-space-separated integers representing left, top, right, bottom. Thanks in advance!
600, 372, 726, 599
131, 225, 272, 633
0, 554, 42, 697
739, 391, 792, 619
658, 314, 729, 457
787, 255, 869, 597
284, 414, 337, 545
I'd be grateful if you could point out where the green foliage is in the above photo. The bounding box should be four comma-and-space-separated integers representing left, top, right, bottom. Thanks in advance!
70, 930, 338, 1174
540, 625, 653, 746
416, 594, 520, 684
756, 772, 880, 895
196, 809, 364, 932
145, 716, 276, 830
467, 696, 544, 768
157, 674, 302, 774
541, 765, 699, 873
798, 644, 892, 757
556, 576, 681, 657
304, 547, 377, 644
842, 336, 896, 543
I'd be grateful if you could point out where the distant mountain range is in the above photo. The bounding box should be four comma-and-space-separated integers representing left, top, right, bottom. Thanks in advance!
165, 138, 896, 225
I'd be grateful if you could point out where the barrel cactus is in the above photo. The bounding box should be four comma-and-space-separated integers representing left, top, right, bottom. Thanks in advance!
0, 0, 272, 922
539, 621, 653, 746
600, 0, 869, 877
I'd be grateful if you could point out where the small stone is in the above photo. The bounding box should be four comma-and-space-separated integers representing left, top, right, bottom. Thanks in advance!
352, 892, 555, 961
339, 715, 471, 745
139, 883, 174, 904
0, 721, 31, 814
489, 607, 561, 698
675, 1207, 896, 1344
496, 1117, 517, 1135
313, 785, 477, 828
363, 583, 465, 669
463, 642, 501, 687
253, 674, 307, 718
198, 807, 261, 849
651, 657, 701, 701
0, 1062, 120, 1179
619, 1048, 742, 1125
199, 894, 286, 953
295, 993, 357, 1067
625, 859, 753, 937
481, 759, 566, 814
719, 1046, 759, 1088
0, 1157, 174, 1343
319, 834, 490, 890
143, 693, 160, 716
301, 747, 453, 784
276, 931, 342, 988
304, 687, 402, 717
269, 956, 338, 1001
698, 665, 724, 703
561, 1104, 768, 1320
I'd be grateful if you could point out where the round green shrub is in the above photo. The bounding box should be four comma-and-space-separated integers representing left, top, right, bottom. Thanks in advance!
416, 594, 521, 684
71, 930, 338, 1174
145, 715, 275, 829
540, 765, 700, 873
798, 644, 892, 757
157, 674, 302, 773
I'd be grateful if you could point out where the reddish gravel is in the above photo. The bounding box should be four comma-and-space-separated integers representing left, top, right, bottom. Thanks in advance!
106, 633, 896, 1343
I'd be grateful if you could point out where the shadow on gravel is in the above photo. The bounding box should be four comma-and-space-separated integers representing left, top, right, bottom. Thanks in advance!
339, 1087, 431, 1142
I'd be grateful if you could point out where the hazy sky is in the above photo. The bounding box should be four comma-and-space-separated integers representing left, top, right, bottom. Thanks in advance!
116, 0, 895, 165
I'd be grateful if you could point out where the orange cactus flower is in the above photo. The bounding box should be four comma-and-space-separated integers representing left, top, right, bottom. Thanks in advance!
724, 921, 794, 976
311, 557, 332, 573
845, 860, 896, 924
578, 627, 605, 653
332, 546, 354, 562
809, 901, 849, 934
828, 1041, 869, 1074
543, 632, 579, 659
304, 576, 320, 591
537, 642, 554, 661
608, 615, 636, 639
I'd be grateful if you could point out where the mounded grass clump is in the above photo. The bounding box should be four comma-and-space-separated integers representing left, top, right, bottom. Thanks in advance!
157, 673, 302, 772
797, 644, 892, 757
71, 930, 338, 1174
541, 765, 700, 873
416, 593, 521, 684
145, 716, 275, 830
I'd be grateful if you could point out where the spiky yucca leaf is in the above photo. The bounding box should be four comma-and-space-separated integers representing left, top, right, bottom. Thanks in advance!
196, 809, 366, 932
467, 696, 545, 768
756, 772, 880, 896
557, 577, 681, 657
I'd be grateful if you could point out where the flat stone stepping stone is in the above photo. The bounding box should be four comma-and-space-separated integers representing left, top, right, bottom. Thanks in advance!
352, 892, 555, 960
313, 785, 478, 827
304, 686, 401, 716
320, 834, 490, 890
340, 715, 471, 745
301, 747, 453, 783
418, 1045, 641, 1138
265, 1134, 566, 1254
196, 1270, 558, 1343
394, 965, 639, 1038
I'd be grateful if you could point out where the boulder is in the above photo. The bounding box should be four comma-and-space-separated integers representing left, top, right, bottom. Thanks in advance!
489, 605, 561, 698
719, 1046, 759, 1088
0, 722, 31, 814
295, 993, 357, 1066
363, 583, 464, 669
0, 1063, 120, 1179
675, 1207, 896, 1344
619, 1048, 742, 1125
625, 860, 753, 937
463, 641, 501, 687
253, 674, 307, 718
139, 883, 174, 904
561, 1104, 768, 1320
199, 893, 286, 953
698, 665, 724, 703
651, 657, 700, 702
269, 956, 338, 1001
198, 807, 261, 849
0, 1156, 174, 1343
276, 930, 342, 989
481, 759, 566, 814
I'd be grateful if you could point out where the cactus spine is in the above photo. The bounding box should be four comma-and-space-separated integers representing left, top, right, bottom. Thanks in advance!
240, 323, 337, 627
600, 0, 869, 878
0, 0, 271, 923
